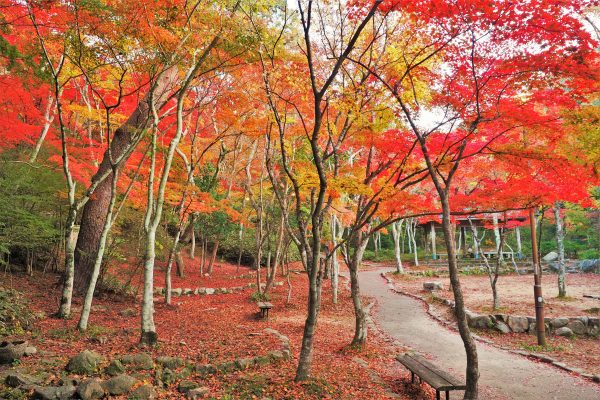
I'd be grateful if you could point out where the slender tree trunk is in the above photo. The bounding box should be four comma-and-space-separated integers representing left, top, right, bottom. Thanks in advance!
140, 228, 157, 346
30, 95, 55, 163
430, 222, 437, 260
190, 215, 196, 260
58, 211, 78, 318
554, 203, 566, 297
208, 241, 219, 275
492, 213, 503, 260
331, 214, 340, 304
515, 226, 522, 258
410, 219, 419, 266
440, 195, 479, 399
349, 234, 370, 347
392, 220, 404, 273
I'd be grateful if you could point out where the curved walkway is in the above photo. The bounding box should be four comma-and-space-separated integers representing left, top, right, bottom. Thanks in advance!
360, 268, 600, 400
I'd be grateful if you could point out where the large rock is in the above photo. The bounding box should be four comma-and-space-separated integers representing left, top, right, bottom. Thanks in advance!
178, 380, 199, 393
77, 378, 105, 400
567, 320, 587, 335
423, 281, 443, 291
121, 353, 154, 370
156, 356, 184, 370
186, 387, 210, 399
32, 385, 76, 400
0, 340, 28, 364
119, 308, 137, 317
550, 317, 569, 329
5, 372, 38, 388
131, 384, 156, 399
507, 316, 529, 333
578, 259, 600, 272
66, 350, 103, 375
105, 359, 125, 376
494, 321, 511, 334
102, 374, 138, 395
542, 251, 558, 262
555, 327, 573, 337
469, 315, 492, 329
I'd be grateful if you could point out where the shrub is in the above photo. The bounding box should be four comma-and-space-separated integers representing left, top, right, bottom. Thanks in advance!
0, 288, 36, 336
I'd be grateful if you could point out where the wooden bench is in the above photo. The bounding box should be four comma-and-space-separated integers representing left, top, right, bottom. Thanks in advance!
396, 353, 465, 400
257, 302, 273, 319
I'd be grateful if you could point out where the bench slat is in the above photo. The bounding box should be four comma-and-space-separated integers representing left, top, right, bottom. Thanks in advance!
396, 353, 465, 391
407, 353, 464, 388
257, 302, 273, 308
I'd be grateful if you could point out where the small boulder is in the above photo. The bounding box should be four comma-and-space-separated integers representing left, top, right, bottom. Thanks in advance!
567, 320, 587, 335
157, 368, 176, 387
102, 374, 137, 395
235, 357, 255, 370
171, 288, 183, 296
555, 327, 574, 337
119, 308, 137, 317
542, 251, 558, 262
156, 356, 184, 370
77, 378, 105, 400
105, 359, 125, 376
423, 281, 443, 291
5, 372, 36, 388
470, 315, 492, 329
186, 387, 210, 399
268, 350, 286, 361
66, 350, 103, 375
121, 353, 154, 370
494, 321, 511, 334
131, 384, 156, 400
24, 346, 38, 356
195, 364, 216, 377
550, 317, 569, 329
0, 340, 28, 364
154, 287, 164, 295
183, 288, 194, 295
178, 380, 199, 393
205, 288, 215, 295
32, 385, 76, 400
507, 316, 529, 333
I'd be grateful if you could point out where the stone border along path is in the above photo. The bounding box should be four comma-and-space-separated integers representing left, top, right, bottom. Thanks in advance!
380, 273, 600, 383
1, 328, 291, 400
153, 281, 284, 297
360, 268, 600, 400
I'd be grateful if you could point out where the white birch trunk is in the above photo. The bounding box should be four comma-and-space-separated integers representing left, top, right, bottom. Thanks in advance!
392, 220, 404, 273
554, 203, 566, 297
430, 222, 437, 260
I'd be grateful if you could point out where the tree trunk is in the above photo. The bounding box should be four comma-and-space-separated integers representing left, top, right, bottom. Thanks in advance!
294, 259, 322, 381
176, 251, 185, 278
392, 220, 404, 273
430, 222, 437, 260
190, 215, 196, 260
58, 211, 78, 318
78, 174, 117, 331
554, 203, 566, 297
73, 68, 177, 295
492, 213, 502, 260
441, 195, 479, 399
331, 214, 340, 304
515, 226, 522, 258
140, 228, 157, 346
349, 234, 370, 347
207, 240, 219, 275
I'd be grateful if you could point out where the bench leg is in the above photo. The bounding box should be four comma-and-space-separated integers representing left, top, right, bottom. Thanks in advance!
446, 391, 449, 400
436, 390, 440, 400
411, 372, 414, 383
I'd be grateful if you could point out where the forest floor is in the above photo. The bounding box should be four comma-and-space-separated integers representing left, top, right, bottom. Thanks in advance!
387, 267, 600, 376
0, 257, 440, 399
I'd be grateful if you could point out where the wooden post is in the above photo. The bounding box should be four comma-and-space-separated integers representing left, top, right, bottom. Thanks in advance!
529, 208, 546, 346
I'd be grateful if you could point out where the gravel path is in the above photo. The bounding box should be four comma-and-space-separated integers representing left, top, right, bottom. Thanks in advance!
360, 268, 600, 400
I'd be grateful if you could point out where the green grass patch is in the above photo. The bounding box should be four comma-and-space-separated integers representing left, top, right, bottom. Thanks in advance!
521, 343, 566, 352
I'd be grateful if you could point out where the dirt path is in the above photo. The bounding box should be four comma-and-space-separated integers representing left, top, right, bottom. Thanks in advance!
360, 268, 600, 400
